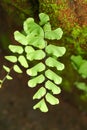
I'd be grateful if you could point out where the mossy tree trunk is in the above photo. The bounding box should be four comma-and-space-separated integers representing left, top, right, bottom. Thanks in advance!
1, 0, 87, 52
39, 0, 87, 110
0, 0, 87, 110
39, 0, 87, 52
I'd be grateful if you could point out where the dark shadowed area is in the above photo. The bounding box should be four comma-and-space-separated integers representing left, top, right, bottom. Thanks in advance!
0, 52, 87, 130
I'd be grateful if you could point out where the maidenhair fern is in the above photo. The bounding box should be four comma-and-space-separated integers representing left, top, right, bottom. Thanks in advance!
71, 55, 87, 79
71, 55, 87, 99
0, 13, 66, 112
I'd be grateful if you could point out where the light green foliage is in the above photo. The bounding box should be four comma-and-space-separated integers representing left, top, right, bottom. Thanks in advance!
3, 65, 10, 72
28, 74, 45, 88
45, 80, 61, 94
26, 50, 46, 61
5, 56, 17, 63
13, 65, 23, 73
45, 28, 63, 40
0, 65, 13, 87
26, 62, 45, 76
33, 99, 48, 113
71, 55, 87, 78
71, 55, 87, 100
0, 80, 2, 88
25, 46, 35, 53
0, 80, 2, 83
45, 69, 62, 85
33, 87, 46, 99
23, 18, 44, 37
75, 82, 87, 101
14, 31, 28, 45
0, 13, 66, 112
18, 55, 28, 68
45, 57, 64, 70
45, 45, 66, 58
45, 93, 59, 105
9, 45, 23, 54
39, 13, 50, 26
27, 35, 46, 49
75, 82, 87, 93
6, 75, 13, 80
79, 62, 87, 79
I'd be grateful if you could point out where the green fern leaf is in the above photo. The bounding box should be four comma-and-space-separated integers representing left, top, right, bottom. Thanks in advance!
45, 28, 63, 40
5, 56, 17, 63
26, 62, 45, 76
0, 80, 2, 88
14, 31, 28, 45
23, 18, 44, 37
45, 80, 61, 94
28, 74, 45, 88
6, 75, 13, 80
39, 13, 50, 26
46, 45, 66, 58
33, 99, 48, 112
9, 45, 23, 54
45, 93, 59, 105
25, 46, 35, 54
18, 55, 28, 68
0, 80, 2, 83
27, 35, 46, 49
33, 87, 46, 99
3, 13, 66, 112
71, 55, 83, 70
71, 55, 87, 78
75, 82, 87, 92
45, 57, 65, 70
26, 50, 46, 61
3, 65, 10, 72
13, 65, 23, 73
43, 22, 51, 32
78, 61, 87, 78
45, 69, 62, 84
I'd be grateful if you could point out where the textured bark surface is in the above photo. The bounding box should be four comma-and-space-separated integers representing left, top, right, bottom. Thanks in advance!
39, 0, 87, 53
39, 0, 87, 27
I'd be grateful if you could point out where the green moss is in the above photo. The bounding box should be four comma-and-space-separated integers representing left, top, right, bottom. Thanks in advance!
39, 3, 60, 27
39, 1, 87, 55
1, 0, 36, 25
39, 1, 76, 29
63, 25, 87, 55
